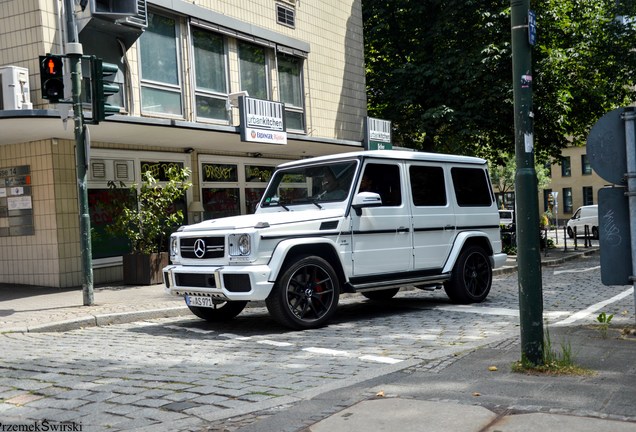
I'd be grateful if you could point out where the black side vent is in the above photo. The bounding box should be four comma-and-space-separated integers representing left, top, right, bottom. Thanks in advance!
276, 4, 295, 28
320, 221, 339, 230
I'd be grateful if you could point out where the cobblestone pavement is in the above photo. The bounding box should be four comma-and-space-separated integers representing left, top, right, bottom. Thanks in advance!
0, 253, 633, 432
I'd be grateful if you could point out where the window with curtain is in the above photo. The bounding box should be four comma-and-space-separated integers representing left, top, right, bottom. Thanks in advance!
561, 156, 571, 177
563, 187, 573, 213
139, 12, 183, 115
192, 27, 229, 121
581, 154, 592, 175
239, 42, 268, 100
277, 53, 304, 132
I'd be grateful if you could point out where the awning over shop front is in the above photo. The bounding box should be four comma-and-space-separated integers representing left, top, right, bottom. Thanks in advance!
0, 110, 362, 159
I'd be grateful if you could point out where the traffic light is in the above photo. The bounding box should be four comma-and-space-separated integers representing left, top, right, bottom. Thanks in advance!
39, 55, 64, 102
91, 57, 121, 123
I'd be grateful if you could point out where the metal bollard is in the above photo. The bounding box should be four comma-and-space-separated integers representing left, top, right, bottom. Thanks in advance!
573, 226, 578, 250
563, 226, 568, 252
584, 225, 591, 247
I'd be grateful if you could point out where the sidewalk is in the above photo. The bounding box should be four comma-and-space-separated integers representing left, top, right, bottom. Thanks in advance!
0, 244, 600, 334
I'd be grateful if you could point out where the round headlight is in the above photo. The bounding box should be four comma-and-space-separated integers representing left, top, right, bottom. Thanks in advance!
170, 237, 178, 255
238, 234, 250, 255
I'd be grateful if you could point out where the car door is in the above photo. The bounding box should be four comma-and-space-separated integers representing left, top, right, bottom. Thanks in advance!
350, 161, 412, 276
408, 163, 456, 269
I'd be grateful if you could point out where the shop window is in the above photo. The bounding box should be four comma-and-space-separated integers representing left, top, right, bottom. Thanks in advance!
139, 11, 183, 115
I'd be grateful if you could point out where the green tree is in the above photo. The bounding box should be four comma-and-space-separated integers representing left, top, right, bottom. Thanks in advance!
489, 153, 551, 199
363, 0, 636, 162
107, 167, 192, 255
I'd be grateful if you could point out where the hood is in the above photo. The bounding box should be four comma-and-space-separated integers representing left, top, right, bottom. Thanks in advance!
180, 208, 345, 232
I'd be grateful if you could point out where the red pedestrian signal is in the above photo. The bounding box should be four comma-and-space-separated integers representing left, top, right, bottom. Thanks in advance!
39, 54, 65, 102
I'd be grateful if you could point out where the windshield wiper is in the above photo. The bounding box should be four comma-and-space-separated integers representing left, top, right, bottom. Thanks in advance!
310, 200, 323, 209
278, 201, 290, 211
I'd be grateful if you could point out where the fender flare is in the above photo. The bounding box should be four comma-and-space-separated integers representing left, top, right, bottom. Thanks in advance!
442, 231, 493, 273
267, 237, 343, 282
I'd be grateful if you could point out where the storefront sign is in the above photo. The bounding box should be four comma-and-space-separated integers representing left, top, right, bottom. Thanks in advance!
239, 97, 287, 145
365, 117, 392, 150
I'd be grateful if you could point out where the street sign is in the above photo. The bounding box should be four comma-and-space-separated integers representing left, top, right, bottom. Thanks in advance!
528, 10, 537, 46
598, 187, 633, 286
586, 107, 628, 185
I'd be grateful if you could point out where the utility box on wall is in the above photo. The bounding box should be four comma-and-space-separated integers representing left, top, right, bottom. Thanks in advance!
0, 66, 33, 110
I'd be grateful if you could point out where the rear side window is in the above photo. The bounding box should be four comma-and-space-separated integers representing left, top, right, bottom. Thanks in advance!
451, 167, 493, 207
409, 165, 447, 206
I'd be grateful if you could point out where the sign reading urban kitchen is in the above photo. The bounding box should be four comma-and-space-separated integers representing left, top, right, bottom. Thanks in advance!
239, 97, 287, 145
0, 165, 34, 237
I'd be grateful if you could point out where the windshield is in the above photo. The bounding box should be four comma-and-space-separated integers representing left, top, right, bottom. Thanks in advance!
260, 160, 358, 208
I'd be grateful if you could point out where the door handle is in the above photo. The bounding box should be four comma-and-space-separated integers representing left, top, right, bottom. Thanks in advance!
397, 226, 410, 233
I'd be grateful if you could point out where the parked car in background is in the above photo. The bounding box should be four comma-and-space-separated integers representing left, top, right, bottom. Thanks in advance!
566, 205, 598, 239
498, 209, 514, 229
163, 150, 507, 329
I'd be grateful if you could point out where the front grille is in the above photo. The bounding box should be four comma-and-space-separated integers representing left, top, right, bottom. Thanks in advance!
176, 273, 217, 288
180, 236, 225, 259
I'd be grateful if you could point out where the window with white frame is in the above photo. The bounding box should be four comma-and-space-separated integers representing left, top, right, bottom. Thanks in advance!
139, 12, 183, 116
238, 41, 269, 100
277, 53, 305, 132
192, 27, 229, 121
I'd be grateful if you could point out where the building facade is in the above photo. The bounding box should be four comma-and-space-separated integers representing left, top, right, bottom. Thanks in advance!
540, 146, 610, 225
0, 0, 366, 287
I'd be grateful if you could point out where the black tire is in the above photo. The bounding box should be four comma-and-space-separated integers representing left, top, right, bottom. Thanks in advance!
567, 227, 574, 238
361, 288, 400, 301
266, 255, 340, 329
444, 246, 492, 304
187, 300, 247, 322
592, 226, 599, 240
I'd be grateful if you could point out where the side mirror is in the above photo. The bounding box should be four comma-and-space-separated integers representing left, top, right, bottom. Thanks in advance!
351, 192, 382, 216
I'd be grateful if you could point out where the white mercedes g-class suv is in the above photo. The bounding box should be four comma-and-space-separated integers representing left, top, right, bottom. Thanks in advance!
163, 150, 506, 329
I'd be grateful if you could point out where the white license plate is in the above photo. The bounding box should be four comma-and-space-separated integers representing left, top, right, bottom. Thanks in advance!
185, 295, 214, 308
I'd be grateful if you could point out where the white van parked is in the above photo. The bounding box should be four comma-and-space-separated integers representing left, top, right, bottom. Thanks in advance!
163, 150, 507, 329
566, 205, 598, 239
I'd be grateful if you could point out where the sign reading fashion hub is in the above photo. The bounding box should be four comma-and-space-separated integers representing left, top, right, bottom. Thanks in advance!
239, 97, 287, 145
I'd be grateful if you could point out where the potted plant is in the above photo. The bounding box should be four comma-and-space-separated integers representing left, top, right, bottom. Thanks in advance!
107, 166, 192, 285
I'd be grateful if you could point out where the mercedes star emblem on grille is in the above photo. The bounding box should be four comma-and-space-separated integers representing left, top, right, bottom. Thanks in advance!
193, 239, 206, 258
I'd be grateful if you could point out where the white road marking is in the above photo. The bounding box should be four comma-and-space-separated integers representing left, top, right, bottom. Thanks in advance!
257, 339, 293, 347
303, 347, 351, 356
553, 265, 600, 275
554, 287, 634, 326
435, 305, 519, 316
358, 355, 402, 364
218, 333, 251, 340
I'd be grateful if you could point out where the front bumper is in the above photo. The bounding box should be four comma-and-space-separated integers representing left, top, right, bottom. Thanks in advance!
163, 264, 275, 301
491, 252, 508, 269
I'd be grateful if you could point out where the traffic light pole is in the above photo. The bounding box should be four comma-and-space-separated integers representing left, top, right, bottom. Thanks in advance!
67, 44, 94, 306
511, 0, 544, 365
